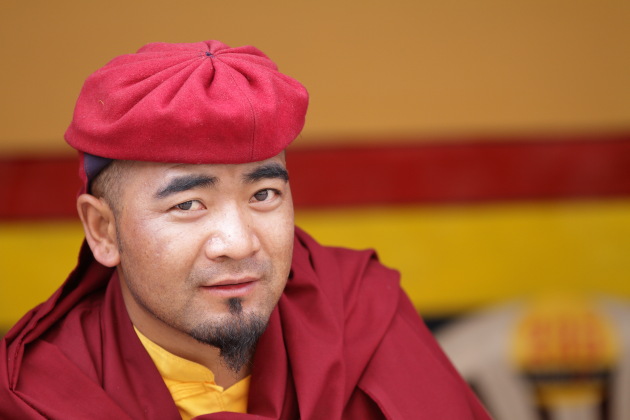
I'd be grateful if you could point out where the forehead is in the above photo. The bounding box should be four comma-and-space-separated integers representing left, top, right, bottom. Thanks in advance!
123, 152, 287, 185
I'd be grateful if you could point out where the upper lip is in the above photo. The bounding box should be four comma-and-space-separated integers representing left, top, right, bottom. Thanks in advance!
204, 277, 258, 287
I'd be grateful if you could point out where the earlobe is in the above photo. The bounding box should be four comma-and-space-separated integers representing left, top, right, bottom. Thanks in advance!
77, 194, 121, 267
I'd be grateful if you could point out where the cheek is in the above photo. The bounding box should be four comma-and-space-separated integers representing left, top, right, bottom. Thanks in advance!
118, 217, 199, 276
261, 206, 295, 268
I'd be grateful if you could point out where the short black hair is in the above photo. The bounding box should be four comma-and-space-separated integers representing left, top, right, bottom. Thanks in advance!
90, 160, 131, 214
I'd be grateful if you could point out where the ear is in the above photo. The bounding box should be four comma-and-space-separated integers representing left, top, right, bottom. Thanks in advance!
77, 194, 121, 267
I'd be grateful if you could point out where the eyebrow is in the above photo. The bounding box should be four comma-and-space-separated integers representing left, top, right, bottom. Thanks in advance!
154, 174, 217, 199
243, 164, 289, 184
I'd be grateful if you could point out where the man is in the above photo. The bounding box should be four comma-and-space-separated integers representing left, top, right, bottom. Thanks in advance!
0, 40, 490, 419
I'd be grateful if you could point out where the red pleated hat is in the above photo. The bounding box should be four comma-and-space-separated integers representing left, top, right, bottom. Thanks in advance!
65, 40, 309, 166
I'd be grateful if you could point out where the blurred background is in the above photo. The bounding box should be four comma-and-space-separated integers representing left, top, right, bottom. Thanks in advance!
1, 1, 629, 418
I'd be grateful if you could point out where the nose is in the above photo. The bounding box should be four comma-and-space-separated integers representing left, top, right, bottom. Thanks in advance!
204, 205, 261, 261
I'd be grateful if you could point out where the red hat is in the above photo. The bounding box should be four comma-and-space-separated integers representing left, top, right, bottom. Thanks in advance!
65, 40, 308, 169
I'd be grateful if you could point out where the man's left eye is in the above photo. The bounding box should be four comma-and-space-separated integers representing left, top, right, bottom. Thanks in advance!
252, 189, 276, 202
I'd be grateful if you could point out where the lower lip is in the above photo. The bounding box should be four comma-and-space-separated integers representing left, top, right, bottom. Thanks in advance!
201, 281, 256, 297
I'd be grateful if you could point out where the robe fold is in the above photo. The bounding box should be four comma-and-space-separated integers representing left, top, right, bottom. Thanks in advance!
0, 228, 490, 419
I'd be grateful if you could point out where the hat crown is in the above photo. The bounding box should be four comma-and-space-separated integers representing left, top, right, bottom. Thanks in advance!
65, 40, 308, 165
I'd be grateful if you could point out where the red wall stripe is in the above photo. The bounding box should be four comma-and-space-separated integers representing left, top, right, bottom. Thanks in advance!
0, 158, 80, 220
288, 135, 630, 208
1, 135, 630, 220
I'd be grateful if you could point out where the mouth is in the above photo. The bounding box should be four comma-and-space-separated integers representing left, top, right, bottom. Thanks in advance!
200, 277, 258, 297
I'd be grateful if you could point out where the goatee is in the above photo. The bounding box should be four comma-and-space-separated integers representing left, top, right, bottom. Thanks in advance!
189, 297, 268, 374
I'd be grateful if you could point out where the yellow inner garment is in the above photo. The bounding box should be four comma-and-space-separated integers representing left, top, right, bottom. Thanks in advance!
135, 327, 249, 419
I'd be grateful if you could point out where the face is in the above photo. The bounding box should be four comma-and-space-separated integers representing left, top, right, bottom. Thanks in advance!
110, 153, 294, 360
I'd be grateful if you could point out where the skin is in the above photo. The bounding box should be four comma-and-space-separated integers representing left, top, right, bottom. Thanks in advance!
77, 152, 294, 388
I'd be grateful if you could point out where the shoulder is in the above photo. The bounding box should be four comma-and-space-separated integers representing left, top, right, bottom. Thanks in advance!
290, 228, 491, 419
41, 292, 105, 352
0, 289, 108, 418
291, 227, 403, 333
359, 294, 492, 419
21, 290, 107, 383
293, 226, 401, 298
289, 227, 405, 364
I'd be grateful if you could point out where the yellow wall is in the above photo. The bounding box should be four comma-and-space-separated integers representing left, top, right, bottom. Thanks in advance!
1, 0, 629, 154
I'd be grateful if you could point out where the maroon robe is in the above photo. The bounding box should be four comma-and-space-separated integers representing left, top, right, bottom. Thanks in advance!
0, 228, 490, 419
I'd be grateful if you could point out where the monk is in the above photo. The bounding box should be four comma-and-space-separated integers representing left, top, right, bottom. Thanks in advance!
0, 40, 491, 419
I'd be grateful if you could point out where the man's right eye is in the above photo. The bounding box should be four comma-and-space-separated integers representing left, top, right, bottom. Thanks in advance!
174, 200, 203, 211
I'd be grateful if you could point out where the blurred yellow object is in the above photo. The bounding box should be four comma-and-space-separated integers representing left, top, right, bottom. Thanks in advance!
512, 295, 619, 374
436, 295, 630, 419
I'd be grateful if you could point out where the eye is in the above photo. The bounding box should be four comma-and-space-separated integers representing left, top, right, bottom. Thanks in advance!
174, 200, 204, 211
251, 189, 278, 203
